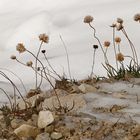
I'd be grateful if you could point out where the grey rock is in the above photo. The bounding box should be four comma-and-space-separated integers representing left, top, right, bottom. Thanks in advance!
11, 118, 25, 129
78, 84, 97, 93
38, 111, 54, 129
14, 124, 39, 137
36, 133, 51, 140
51, 132, 62, 140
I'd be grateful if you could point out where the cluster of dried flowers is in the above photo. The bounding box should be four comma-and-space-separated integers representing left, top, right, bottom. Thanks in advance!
84, 13, 139, 78
11, 33, 50, 88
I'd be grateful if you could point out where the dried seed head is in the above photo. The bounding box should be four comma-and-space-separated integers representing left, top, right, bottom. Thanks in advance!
39, 34, 49, 43
117, 18, 123, 24
134, 13, 140, 22
110, 23, 116, 28
41, 50, 46, 53
10, 55, 16, 60
115, 37, 121, 44
16, 43, 26, 53
84, 15, 94, 23
26, 61, 33, 67
116, 23, 123, 31
104, 41, 110, 47
93, 45, 98, 49
116, 53, 124, 62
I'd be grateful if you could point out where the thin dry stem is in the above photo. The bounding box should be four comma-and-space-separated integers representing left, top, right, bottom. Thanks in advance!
90, 49, 96, 77
112, 27, 119, 71
26, 49, 62, 107
35, 41, 43, 89
43, 53, 62, 80
0, 88, 13, 111
60, 35, 72, 80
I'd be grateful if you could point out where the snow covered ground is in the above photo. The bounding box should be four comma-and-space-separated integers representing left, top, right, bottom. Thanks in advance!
0, 0, 140, 102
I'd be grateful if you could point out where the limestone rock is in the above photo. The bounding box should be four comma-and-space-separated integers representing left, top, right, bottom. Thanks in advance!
36, 133, 51, 140
11, 118, 25, 129
51, 132, 62, 140
78, 84, 97, 93
14, 124, 39, 137
31, 114, 38, 126
112, 92, 128, 99
38, 111, 54, 129
17, 94, 45, 110
42, 94, 86, 111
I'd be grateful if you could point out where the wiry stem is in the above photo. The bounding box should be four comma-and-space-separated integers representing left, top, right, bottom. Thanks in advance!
43, 53, 62, 80
124, 55, 139, 66
0, 88, 13, 111
26, 49, 62, 107
60, 35, 72, 80
0, 68, 27, 94
121, 28, 138, 67
90, 49, 96, 77
35, 41, 43, 89
16, 58, 57, 81
112, 27, 118, 71
117, 44, 121, 53
0, 71, 27, 109
88, 23, 110, 66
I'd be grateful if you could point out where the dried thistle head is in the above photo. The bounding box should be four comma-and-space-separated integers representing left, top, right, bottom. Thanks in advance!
16, 43, 26, 53
104, 41, 110, 47
84, 15, 93, 23
26, 61, 33, 67
115, 37, 121, 44
117, 18, 123, 24
110, 23, 116, 28
116, 53, 124, 62
39, 34, 49, 43
93, 45, 98, 49
10, 55, 16, 60
116, 23, 123, 31
134, 13, 140, 22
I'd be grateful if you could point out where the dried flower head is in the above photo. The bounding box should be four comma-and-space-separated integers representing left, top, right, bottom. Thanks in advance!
26, 61, 33, 67
116, 23, 123, 31
134, 13, 140, 22
93, 45, 98, 49
41, 50, 46, 53
115, 37, 121, 44
84, 15, 94, 23
104, 41, 110, 47
110, 23, 116, 28
117, 18, 123, 24
10, 55, 16, 60
39, 34, 49, 43
116, 53, 124, 62
16, 43, 26, 53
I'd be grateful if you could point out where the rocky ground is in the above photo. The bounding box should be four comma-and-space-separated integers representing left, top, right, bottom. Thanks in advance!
0, 78, 140, 140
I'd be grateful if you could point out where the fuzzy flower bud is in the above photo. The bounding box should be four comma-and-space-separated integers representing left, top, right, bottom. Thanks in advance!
104, 41, 111, 47
41, 50, 46, 53
39, 34, 49, 43
16, 43, 26, 53
116, 53, 124, 62
84, 15, 93, 23
93, 45, 98, 49
10, 55, 16, 60
134, 13, 140, 22
116, 23, 123, 31
117, 18, 123, 24
110, 23, 116, 28
115, 37, 121, 44
26, 61, 33, 67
